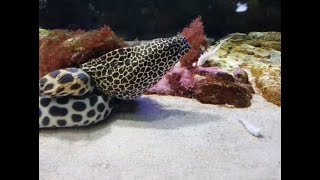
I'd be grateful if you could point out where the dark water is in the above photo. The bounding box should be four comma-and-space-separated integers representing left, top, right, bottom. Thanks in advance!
39, 0, 280, 40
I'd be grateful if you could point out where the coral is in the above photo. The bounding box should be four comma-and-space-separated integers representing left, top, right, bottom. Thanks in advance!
170, 67, 195, 89
39, 26, 127, 78
147, 76, 172, 95
179, 48, 202, 68
180, 16, 208, 68
148, 67, 195, 97
148, 16, 212, 101
166, 67, 195, 97
148, 16, 210, 100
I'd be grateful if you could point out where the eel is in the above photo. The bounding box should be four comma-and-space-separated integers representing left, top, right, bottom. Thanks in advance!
39, 35, 191, 128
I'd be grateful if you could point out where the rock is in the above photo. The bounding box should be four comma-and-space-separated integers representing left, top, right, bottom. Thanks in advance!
194, 74, 252, 108
253, 64, 281, 106
248, 32, 281, 41
39, 28, 52, 38
233, 68, 249, 84
203, 32, 281, 106
147, 66, 254, 108
246, 40, 281, 51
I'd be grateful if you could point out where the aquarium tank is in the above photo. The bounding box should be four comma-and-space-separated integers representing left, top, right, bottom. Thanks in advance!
39, 0, 281, 179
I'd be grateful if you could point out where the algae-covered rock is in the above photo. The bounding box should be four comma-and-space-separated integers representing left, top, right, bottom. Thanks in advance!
252, 64, 281, 106
233, 68, 250, 84
246, 40, 281, 51
39, 28, 52, 38
203, 31, 281, 106
194, 73, 253, 108
248, 32, 281, 41
147, 66, 254, 108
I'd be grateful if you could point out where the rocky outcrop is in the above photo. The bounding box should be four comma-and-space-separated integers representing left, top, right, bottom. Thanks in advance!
204, 32, 281, 106
147, 67, 254, 108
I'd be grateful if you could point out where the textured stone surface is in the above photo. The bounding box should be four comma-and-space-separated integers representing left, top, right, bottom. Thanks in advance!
205, 32, 281, 106
194, 75, 253, 108
248, 32, 281, 41
254, 65, 281, 106
147, 67, 254, 108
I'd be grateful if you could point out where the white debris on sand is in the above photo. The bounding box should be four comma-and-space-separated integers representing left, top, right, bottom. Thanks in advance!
238, 118, 262, 137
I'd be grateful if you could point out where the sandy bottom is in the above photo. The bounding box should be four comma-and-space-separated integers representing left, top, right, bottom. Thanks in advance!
39, 94, 281, 180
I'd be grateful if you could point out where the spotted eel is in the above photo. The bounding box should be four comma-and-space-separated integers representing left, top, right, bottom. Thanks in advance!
39, 35, 191, 128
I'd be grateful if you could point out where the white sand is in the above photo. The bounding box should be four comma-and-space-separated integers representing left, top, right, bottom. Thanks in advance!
39, 94, 281, 180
